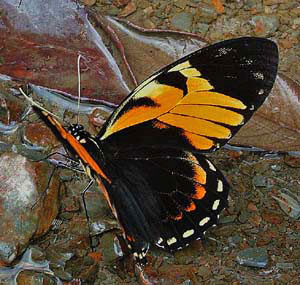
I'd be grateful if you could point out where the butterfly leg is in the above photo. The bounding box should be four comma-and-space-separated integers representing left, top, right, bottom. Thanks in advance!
80, 179, 96, 248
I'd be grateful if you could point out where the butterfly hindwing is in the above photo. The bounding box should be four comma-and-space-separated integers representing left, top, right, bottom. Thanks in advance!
98, 37, 278, 154
103, 148, 230, 254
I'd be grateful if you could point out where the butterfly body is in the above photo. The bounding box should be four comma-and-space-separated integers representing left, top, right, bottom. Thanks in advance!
25, 37, 279, 266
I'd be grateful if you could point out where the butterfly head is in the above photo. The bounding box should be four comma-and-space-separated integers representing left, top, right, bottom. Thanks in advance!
67, 124, 90, 144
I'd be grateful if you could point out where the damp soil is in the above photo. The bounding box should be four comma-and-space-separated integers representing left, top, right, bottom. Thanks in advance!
1, 0, 300, 284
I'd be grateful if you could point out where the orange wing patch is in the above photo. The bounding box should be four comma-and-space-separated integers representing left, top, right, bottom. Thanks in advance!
101, 83, 183, 139
158, 113, 231, 139
192, 184, 206, 199
170, 105, 244, 126
183, 131, 214, 150
184, 201, 196, 212
100, 58, 246, 150
42, 111, 111, 183
180, 91, 246, 109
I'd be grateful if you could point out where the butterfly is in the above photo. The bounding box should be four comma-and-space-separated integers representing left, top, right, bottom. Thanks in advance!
21, 37, 278, 266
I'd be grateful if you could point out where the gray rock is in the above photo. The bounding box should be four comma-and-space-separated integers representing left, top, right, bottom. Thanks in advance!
237, 247, 268, 268
171, 12, 194, 32
250, 15, 279, 36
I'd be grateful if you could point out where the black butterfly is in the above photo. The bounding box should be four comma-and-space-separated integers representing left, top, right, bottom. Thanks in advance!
22, 37, 278, 265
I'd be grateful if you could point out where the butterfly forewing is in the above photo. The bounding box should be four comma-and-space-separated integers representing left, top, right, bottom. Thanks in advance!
98, 37, 278, 155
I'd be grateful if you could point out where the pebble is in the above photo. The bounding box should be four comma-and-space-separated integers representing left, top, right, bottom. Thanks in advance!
250, 15, 279, 36
276, 262, 294, 270
273, 188, 300, 219
0, 153, 60, 264
196, 3, 217, 23
171, 12, 194, 32
264, 0, 288, 4
195, 22, 209, 34
236, 247, 268, 268
252, 175, 267, 187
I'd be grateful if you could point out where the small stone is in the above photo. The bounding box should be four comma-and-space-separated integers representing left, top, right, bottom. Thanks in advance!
236, 248, 268, 268
196, 3, 217, 23
244, 0, 257, 10
119, 1, 137, 17
197, 265, 211, 279
262, 211, 283, 225
276, 262, 294, 270
271, 164, 282, 171
280, 38, 293, 49
83, 0, 96, 6
112, 0, 130, 8
238, 210, 250, 224
250, 15, 279, 36
174, 0, 188, 9
0, 153, 60, 264
247, 202, 258, 212
211, 0, 225, 14
264, 0, 288, 4
195, 23, 209, 34
249, 214, 262, 227
284, 156, 300, 168
52, 269, 73, 281
252, 175, 267, 187
171, 12, 194, 32
294, 18, 300, 26
291, 7, 300, 16
273, 189, 300, 219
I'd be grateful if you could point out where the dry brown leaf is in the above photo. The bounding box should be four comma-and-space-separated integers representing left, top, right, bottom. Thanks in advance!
230, 73, 300, 151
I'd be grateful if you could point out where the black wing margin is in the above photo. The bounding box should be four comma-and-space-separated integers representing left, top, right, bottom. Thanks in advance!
104, 148, 230, 255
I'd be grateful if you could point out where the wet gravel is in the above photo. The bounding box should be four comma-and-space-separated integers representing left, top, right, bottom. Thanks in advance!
0, 0, 300, 284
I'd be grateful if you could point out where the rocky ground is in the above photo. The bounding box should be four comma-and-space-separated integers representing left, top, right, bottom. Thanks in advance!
0, 0, 300, 284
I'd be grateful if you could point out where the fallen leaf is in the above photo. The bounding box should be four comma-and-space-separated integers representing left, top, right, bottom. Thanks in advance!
230, 73, 300, 151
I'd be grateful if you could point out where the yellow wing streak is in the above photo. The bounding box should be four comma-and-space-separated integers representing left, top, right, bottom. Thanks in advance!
102, 83, 183, 139
183, 131, 214, 150
180, 68, 201, 77
186, 77, 214, 93
180, 91, 246, 109
168, 60, 191, 72
170, 105, 244, 126
158, 113, 231, 139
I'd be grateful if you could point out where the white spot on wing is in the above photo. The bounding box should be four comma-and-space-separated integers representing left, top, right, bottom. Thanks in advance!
212, 199, 220, 210
253, 72, 264, 80
167, 237, 177, 245
199, 217, 210, 226
183, 229, 194, 238
217, 180, 223, 192
207, 160, 216, 171
157, 237, 163, 244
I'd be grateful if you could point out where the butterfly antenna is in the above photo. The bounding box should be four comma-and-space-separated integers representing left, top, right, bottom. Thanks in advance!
19, 88, 63, 122
77, 54, 82, 125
